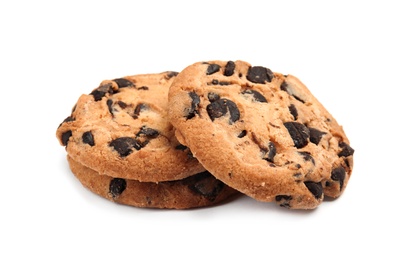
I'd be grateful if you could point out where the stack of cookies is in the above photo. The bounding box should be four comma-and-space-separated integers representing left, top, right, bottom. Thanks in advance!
56, 60, 354, 210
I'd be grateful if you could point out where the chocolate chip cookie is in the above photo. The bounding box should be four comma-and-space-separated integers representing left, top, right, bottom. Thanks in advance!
67, 155, 239, 209
57, 72, 205, 182
168, 60, 354, 209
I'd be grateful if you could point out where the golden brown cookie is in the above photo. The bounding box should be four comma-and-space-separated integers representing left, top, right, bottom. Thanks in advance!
67, 155, 239, 209
57, 72, 205, 182
167, 60, 354, 209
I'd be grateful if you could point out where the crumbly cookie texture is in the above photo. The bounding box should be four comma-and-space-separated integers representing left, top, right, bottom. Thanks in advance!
57, 72, 205, 182
67, 155, 239, 209
168, 60, 354, 209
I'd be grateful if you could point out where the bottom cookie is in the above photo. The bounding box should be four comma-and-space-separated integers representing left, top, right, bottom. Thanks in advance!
67, 155, 239, 209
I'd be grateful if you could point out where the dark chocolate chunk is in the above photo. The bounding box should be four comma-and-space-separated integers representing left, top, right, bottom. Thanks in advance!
82, 131, 95, 146
304, 181, 323, 199
186, 92, 200, 119
58, 116, 75, 128
208, 92, 220, 102
107, 99, 114, 116
137, 126, 159, 138
331, 167, 346, 190
280, 81, 288, 92
61, 130, 72, 146
224, 61, 235, 76
137, 86, 149, 90
133, 103, 149, 119
165, 71, 179, 79
338, 142, 354, 157
246, 66, 274, 84
113, 78, 135, 88
186, 171, 225, 202
219, 81, 230, 86
242, 89, 267, 102
175, 144, 188, 150
207, 98, 240, 124
109, 178, 127, 198
298, 151, 315, 165
288, 104, 298, 120
210, 79, 230, 86
117, 100, 128, 109
237, 130, 247, 138
265, 141, 276, 163
206, 64, 221, 75
62, 116, 75, 124
109, 137, 141, 157
284, 122, 310, 148
275, 195, 292, 208
308, 128, 326, 145
280, 81, 305, 103
211, 79, 219, 85
90, 83, 114, 101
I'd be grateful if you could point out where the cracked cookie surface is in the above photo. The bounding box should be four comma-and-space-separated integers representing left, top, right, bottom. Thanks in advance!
168, 60, 354, 209
67, 156, 239, 209
56, 72, 205, 182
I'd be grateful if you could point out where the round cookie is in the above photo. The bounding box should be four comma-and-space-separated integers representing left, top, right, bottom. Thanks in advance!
168, 60, 354, 209
67, 155, 239, 209
57, 72, 205, 182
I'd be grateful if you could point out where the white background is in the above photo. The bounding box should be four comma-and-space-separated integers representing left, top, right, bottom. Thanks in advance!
1, 0, 395, 259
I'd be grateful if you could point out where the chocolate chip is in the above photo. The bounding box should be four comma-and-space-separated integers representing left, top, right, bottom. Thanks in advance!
304, 181, 323, 199
186, 171, 225, 202
247, 66, 274, 84
82, 131, 95, 146
338, 142, 354, 157
275, 195, 292, 208
237, 130, 247, 138
265, 141, 276, 163
186, 92, 200, 119
137, 126, 159, 138
207, 98, 240, 124
165, 71, 179, 79
107, 99, 114, 116
308, 128, 326, 145
298, 151, 315, 165
284, 122, 310, 148
109, 137, 141, 157
117, 101, 128, 109
331, 167, 346, 190
90, 83, 113, 101
208, 92, 220, 102
113, 78, 135, 88
280, 81, 289, 92
280, 81, 305, 103
62, 116, 74, 123
219, 81, 230, 86
58, 116, 74, 128
137, 86, 149, 90
242, 89, 267, 102
288, 104, 298, 120
224, 61, 235, 76
61, 130, 72, 146
206, 64, 220, 75
175, 144, 188, 150
109, 178, 127, 199
133, 103, 149, 119
210, 79, 230, 86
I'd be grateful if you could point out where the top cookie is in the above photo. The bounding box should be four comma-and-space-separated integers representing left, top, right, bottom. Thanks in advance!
168, 60, 354, 209
57, 71, 205, 182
